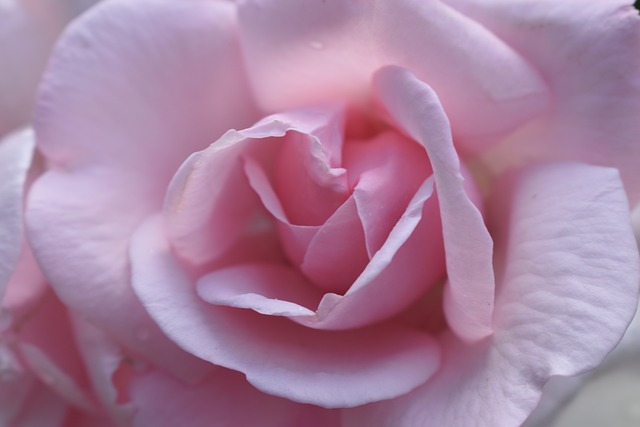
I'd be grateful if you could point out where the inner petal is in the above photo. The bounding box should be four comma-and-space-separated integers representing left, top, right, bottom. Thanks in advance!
274, 131, 349, 226
298, 196, 369, 294
245, 156, 368, 294
197, 263, 321, 317
344, 130, 432, 257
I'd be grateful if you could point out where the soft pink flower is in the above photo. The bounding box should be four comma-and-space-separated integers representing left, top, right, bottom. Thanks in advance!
23, 0, 640, 426
0, 130, 111, 427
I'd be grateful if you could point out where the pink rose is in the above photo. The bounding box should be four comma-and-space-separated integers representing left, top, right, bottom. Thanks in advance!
23, 0, 640, 426
0, 130, 112, 426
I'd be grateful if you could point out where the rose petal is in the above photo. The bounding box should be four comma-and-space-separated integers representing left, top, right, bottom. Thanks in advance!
0, 129, 34, 304
632, 202, 640, 244
26, 0, 255, 381
374, 66, 495, 342
9, 383, 68, 427
235, 167, 445, 330
274, 124, 349, 226
197, 263, 320, 317
164, 105, 345, 267
492, 162, 639, 378
346, 162, 640, 426
16, 292, 95, 412
239, 116, 445, 325
298, 197, 369, 294
2, 239, 48, 325
0, 344, 35, 425
300, 178, 444, 330
450, 0, 640, 202
131, 215, 441, 408
238, 0, 548, 140
130, 368, 340, 427
71, 317, 132, 426
244, 155, 366, 294
344, 131, 432, 257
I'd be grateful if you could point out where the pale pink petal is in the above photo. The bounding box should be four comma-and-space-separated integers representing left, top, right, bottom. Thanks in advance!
244, 155, 369, 295
11, 384, 68, 427
26, 0, 255, 381
2, 237, 48, 326
227, 170, 444, 330
63, 410, 113, 427
374, 66, 495, 342
0, 344, 36, 425
243, 150, 368, 293
197, 263, 320, 317
237, 0, 548, 140
450, 0, 640, 201
346, 162, 639, 426
70, 317, 132, 426
296, 178, 444, 330
492, 163, 639, 377
633, 202, 640, 244
130, 368, 340, 427
131, 215, 441, 408
164, 105, 345, 267
344, 131, 432, 257
298, 197, 368, 294
16, 292, 95, 412
242, 155, 317, 267
0, 129, 34, 304
274, 126, 349, 226
0, 240, 49, 322
238, 112, 443, 310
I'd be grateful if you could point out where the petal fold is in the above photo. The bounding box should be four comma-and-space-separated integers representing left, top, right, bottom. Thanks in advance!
0, 129, 34, 303
27, 0, 251, 381
374, 66, 495, 342
131, 215, 441, 408
454, 0, 640, 202
130, 368, 340, 427
346, 161, 640, 427
238, 0, 548, 140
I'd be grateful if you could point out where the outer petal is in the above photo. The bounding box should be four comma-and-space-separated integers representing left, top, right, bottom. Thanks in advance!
0, 344, 35, 425
16, 292, 95, 412
346, 162, 640, 427
1, 241, 48, 324
131, 215, 441, 408
9, 384, 68, 427
130, 368, 340, 427
237, 0, 548, 140
27, 0, 256, 381
0, 129, 34, 304
71, 317, 132, 426
374, 66, 495, 342
74, 313, 330, 427
452, 0, 640, 202
632, 202, 640, 244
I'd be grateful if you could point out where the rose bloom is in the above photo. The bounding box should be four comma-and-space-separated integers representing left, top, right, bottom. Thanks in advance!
0, 130, 115, 427
13, 0, 640, 426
